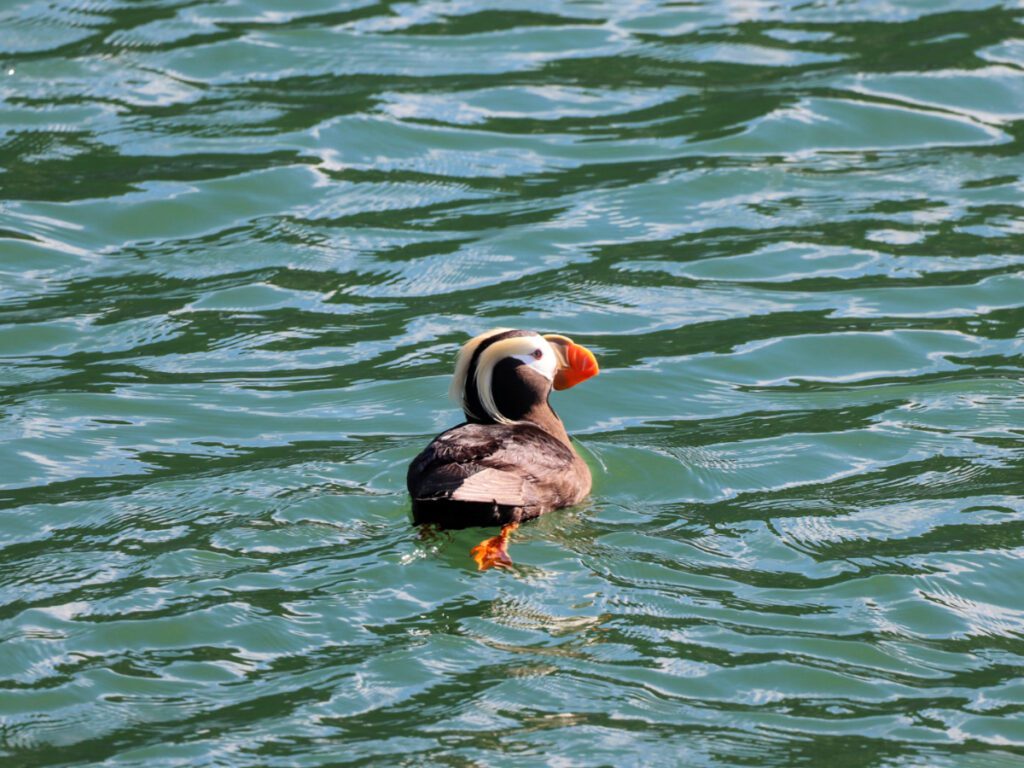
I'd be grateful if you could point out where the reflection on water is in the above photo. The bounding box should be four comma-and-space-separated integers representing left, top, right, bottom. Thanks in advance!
1, 0, 1023, 765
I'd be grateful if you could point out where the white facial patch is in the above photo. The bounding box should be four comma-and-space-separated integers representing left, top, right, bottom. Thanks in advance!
451, 332, 559, 424
510, 342, 558, 383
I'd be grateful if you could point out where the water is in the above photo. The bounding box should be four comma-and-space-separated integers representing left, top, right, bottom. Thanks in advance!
1, 1, 1023, 765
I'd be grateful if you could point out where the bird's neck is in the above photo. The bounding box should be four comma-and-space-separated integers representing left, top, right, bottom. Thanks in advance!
465, 400, 572, 447
522, 401, 572, 447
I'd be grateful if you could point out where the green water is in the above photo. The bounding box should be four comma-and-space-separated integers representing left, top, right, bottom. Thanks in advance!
2, 1, 1023, 765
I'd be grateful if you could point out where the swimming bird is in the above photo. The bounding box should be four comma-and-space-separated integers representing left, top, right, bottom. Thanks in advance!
407, 329, 599, 569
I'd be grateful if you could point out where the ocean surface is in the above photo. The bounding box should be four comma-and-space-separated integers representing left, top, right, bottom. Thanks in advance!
1, 1, 1023, 766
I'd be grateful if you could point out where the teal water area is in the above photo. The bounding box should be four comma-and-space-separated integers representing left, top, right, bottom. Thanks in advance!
2, 1, 1023, 765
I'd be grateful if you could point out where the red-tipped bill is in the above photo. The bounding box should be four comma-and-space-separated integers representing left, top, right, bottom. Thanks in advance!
550, 339, 599, 391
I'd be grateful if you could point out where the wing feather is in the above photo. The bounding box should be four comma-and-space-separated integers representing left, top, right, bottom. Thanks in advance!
450, 468, 528, 506
407, 422, 575, 508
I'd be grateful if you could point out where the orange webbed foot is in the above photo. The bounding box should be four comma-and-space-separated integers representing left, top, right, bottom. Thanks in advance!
470, 522, 519, 571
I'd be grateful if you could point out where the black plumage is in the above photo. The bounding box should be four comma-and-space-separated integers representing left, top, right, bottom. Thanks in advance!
408, 421, 585, 528
407, 329, 598, 532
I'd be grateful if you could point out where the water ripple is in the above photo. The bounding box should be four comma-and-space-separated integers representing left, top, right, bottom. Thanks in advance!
2, 0, 1024, 765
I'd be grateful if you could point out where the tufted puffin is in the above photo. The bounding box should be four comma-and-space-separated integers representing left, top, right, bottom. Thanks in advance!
407, 328, 599, 570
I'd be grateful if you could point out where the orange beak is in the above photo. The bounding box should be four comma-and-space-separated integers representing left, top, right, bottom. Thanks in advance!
544, 334, 599, 391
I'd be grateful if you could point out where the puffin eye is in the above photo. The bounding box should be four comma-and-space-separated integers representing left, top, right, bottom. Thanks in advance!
531, 348, 543, 359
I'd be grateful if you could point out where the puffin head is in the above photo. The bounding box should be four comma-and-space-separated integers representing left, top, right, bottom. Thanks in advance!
448, 328, 599, 425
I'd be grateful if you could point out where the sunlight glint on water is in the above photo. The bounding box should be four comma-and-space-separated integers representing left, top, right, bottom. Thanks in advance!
0, 1, 1023, 765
